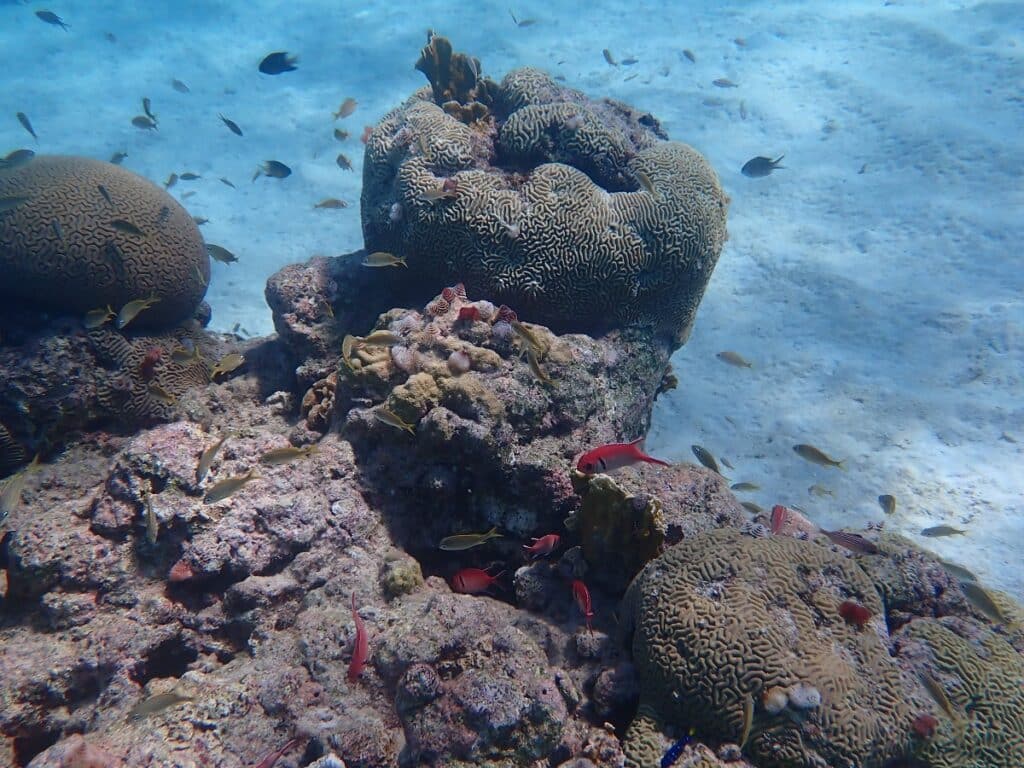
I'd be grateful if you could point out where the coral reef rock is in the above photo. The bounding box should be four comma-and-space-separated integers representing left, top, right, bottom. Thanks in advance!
0, 155, 209, 328
361, 38, 729, 346
619, 528, 915, 768
0, 306, 248, 470
332, 284, 673, 563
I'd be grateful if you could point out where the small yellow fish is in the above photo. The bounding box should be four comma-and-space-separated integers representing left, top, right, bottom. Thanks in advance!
716, 351, 753, 368
259, 444, 319, 465
740, 501, 763, 515
111, 219, 146, 237
510, 320, 543, 353
196, 435, 229, 483
314, 198, 348, 209
194, 265, 208, 287
170, 344, 201, 364
84, 305, 116, 329
878, 494, 896, 515
739, 693, 754, 750
0, 455, 41, 524
147, 382, 177, 405
362, 251, 407, 268
143, 484, 158, 544
418, 186, 458, 202
334, 97, 358, 119
920, 525, 966, 537
439, 526, 502, 551
793, 444, 845, 470
211, 353, 245, 379
203, 468, 259, 504
361, 330, 403, 347
939, 560, 976, 582
634, 170, 657, 198
959, 581, 1013, 625
342, 334, 360, 368
117, 297, 160, 329
918, 672, 962, 724
207, 244, 239, 264
374, 407, 416, 435
527, 347, 551, 384
691, 445, 720, 473
808, 484, 833, 497
730, 482, 760, 492
128, 691, 193, 721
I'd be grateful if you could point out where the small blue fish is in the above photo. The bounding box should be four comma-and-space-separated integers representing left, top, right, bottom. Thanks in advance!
661, 733, 693, 768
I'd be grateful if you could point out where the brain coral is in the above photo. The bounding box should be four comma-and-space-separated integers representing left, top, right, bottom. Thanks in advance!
0, 155, 209, 328
898, 618, 1024, 768
362, 61, 729, 346
619, 528, 914, 768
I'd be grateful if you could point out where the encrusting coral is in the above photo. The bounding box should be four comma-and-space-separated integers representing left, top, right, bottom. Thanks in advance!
361, 37, 730, 346
0, 155, 209, 328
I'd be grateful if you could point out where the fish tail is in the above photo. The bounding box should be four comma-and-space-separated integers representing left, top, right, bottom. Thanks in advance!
646, 457, 672, 467
837, 460, 847, 471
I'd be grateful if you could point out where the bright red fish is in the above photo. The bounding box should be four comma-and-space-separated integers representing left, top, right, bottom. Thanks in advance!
571, 579, 594, 633
348, 592, 368, 683
911, 713, 938, 739
770, 504, 789, 535
523, 534, 560, 559
452, 567, 503, 594
838, 600, 871, 628
139, 347, 163, 381
576, 437, 670, 474
252, 737, 300, 768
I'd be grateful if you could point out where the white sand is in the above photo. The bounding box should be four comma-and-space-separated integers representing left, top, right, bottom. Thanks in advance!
1, 0, 1020, 596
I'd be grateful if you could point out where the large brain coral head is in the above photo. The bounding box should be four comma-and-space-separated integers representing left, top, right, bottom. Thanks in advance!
362, 39, 729, 347
0, 155, 209, 328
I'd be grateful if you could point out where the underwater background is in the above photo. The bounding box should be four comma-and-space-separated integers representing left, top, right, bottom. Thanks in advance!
1, 1, 1023, 766
6, 0, 1015, 593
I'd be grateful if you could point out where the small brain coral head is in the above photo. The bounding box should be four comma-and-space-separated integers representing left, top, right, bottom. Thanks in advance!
0, 155, 209, 328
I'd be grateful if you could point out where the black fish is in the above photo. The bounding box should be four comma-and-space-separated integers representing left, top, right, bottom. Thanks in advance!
142, 97, 157, 125
132, 115, 158, 131
219, 114, 243, 136
16, 112, 37, 140
110, 151, 128, 165
0, 149, 34, 169
259, 51, 298, 75
35, 10, 69, 30
97, 185, 112, 204
253, 160, 291, 181
741, 155, 785, 178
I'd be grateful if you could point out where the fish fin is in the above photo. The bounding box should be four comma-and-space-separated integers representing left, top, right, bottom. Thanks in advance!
628, 436, 645, 446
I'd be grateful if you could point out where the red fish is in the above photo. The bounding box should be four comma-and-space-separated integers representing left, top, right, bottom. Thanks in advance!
576, 437, 670, 474
770, 504, 789, 535
838, 600, 871, 628
452, 567, 504, 594
348, 592, 368, 683
571, 579, 594, 633
911, 713, 938, 739
360, 125, 372, 144
457, 305, 481, 323
252, 737, 300, 768
523, 534, 560, 559
139, 346, 163, 381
